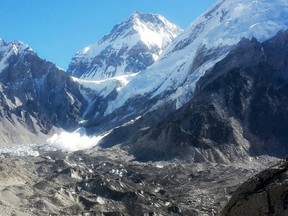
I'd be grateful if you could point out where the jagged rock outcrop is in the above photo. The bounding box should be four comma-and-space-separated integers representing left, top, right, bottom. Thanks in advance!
221, 158, 288, 216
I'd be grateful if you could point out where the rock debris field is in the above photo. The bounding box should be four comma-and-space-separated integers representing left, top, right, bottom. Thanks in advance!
0, 144, 277, 216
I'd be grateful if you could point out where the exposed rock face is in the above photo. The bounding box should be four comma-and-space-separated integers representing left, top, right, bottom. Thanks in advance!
122, 31, 288, 163
221, 158, 288, 216
68, 12, 182, 80
0, 40, 86, 144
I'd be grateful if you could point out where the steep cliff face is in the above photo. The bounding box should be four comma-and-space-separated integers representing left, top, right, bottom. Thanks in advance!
121, 31, 288, 163
68, 12, 182, 80
0, 40, 86, 144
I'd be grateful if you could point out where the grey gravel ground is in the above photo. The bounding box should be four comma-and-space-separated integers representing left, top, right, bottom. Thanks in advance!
0, 144, 278, 216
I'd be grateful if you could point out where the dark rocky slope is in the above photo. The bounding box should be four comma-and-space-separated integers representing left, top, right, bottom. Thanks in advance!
0, 40, 86, 144
221, 158, 288, 216
118, 31, 288, 163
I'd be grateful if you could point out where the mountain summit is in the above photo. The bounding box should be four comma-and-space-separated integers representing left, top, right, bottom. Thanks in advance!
67, 12, 182, 80
0, 39, 33, 72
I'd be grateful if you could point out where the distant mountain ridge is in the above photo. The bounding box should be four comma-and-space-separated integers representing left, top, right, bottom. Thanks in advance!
67, 12, 182, 80
0, 39, 85, 144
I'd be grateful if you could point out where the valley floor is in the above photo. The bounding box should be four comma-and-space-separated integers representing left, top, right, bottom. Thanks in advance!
0, 144, 278, 216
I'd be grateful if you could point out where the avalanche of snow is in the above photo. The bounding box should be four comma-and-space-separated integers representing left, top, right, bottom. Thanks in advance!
47, 130, 110, 152
104, 0, 288, 115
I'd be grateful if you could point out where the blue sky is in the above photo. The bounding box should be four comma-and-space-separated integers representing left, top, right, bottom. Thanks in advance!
0, 0, 216, 69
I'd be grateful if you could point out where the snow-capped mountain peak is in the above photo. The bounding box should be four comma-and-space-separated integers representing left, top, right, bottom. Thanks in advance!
10, 40, 32, 55
130, 12, 181, 49
67, 12, 183, 80
0, 39, 33, 73
0, 38, 5, 46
